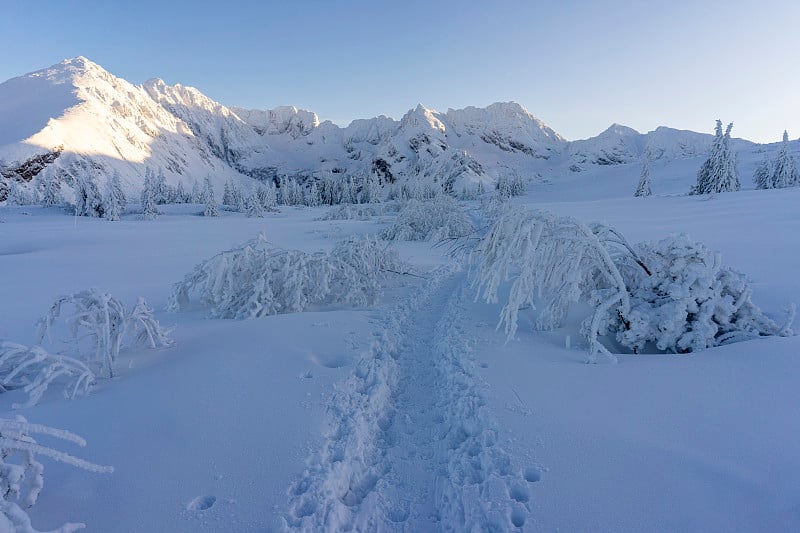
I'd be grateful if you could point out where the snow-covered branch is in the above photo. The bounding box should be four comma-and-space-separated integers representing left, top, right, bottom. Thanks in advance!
35, 290, 173, 378
167, 233, 404, 319
381, 196, 474, 242
472, 206, 793, 361
472, 207, 633, 360
0, 416, 112, 532
0, 342, 94, 409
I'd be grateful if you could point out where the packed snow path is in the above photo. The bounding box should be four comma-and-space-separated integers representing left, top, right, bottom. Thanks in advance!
285, 267, 533, 531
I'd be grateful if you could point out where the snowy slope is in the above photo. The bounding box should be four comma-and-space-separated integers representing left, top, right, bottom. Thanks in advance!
0, 58, 253, 199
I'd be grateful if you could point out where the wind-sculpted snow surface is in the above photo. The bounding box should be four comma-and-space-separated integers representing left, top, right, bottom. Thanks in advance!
285, 266, 533, 531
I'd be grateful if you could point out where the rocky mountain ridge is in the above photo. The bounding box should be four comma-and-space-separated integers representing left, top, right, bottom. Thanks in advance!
0, 57, 762, 200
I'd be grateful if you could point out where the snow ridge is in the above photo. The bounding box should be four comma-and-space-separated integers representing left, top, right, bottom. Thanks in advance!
284, 266, 530, 531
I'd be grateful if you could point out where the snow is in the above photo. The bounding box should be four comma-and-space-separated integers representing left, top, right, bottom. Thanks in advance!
6, 56, 786, 205
2, 162, 799, 531
2, 57, 800, 532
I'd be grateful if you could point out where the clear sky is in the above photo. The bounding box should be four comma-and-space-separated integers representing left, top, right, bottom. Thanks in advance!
1, 0, 798, 143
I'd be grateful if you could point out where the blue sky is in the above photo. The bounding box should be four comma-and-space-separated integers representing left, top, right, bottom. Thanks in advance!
1, 0, 798, 142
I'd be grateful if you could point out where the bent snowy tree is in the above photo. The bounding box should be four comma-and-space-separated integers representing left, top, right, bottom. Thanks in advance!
167, 233, 405, 319
473, 207, 636, 361
36, 290, 173, 378
0, 416, 112, 532
473, 207, 793, 361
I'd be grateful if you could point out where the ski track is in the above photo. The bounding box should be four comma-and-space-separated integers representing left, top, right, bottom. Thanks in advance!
284, 265, 533, 532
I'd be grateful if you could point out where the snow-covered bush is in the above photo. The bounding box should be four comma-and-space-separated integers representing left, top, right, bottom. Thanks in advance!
167, 233, 403, 319
473, 207, 633, 360
0, 342, 94, 409
316, 203, 389, 221
382, 196, 473, 241
0, 416, 112, 532
327, 236, 404, 307
594, 234, 794, 353
473, 206, 793, 361
36, 290, 173, 378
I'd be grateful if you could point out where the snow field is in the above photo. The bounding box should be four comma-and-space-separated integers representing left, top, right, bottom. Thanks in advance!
1, 168, 799, 531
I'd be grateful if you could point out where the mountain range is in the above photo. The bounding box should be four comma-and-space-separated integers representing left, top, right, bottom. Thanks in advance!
0, 57, 764, 199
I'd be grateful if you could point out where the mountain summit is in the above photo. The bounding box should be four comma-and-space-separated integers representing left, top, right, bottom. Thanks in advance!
0, 57, 737, 199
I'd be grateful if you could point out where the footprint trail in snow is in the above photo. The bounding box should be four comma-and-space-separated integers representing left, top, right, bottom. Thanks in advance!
285, 266, 536, 531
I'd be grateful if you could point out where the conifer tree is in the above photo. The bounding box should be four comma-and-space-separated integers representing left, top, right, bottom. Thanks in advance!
691, 120, 739, 194
634, 156, 652, 197
245, 189, 264, 217
41, 173, 62, 207
74, 174, 104, 217
753, 153, 772, 189
140, 169, 160, 220
770, 130, 797, 188
190, 179, 202, 203
203, 176, 218, 217
175, 180, 188, 203
104, 171, 127, 221
222, 180, 234, 206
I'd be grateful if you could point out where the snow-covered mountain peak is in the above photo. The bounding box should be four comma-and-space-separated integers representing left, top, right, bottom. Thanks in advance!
598, 123, 641, 138
400, 104, 446, 133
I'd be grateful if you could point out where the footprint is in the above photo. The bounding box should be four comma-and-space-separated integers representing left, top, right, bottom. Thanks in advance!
510, 504, 527, 528
509, 482, 530, 503
523, 466, 542, 483
187, 495, 216, 511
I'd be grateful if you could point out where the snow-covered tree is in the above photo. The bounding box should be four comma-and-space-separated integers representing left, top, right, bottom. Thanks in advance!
103, 171, 127, 221
691, 120, 739, 194
36, 290, 173, 378
473, 206, 635, 360
382, 195, 473, 241
495, 172, 526, 199
190, 179, 202, 203
234, 185, 246, 213
770, 130, 798, 188
5, 180, 23, 205
0, 416, 112, 531
167, 233, 403, 319
257, 182, 277, 210
634, 156, 652, 197
222, 180, 235, 206
0, 342, 94, 409
202, 176, 218, 217
317, 203, 388, 221
175, 180, 188, 203
308, 182, 321, 207
472, 206, 793, 360
40, 173, 62, 207
753, 153, 772, 189
244, 189, 264, 218
73, 174, 104, 217
140, 169, 160, 220
153, 168, 166, 203
596, 234, 794, 353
